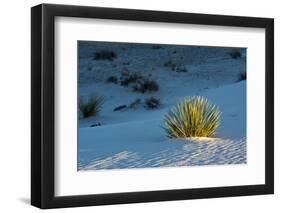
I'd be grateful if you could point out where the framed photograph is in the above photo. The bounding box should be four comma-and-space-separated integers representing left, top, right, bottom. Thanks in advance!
31, 4, 274, 209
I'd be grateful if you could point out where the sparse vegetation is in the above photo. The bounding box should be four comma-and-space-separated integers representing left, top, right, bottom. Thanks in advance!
113, 105, 127, 111
120, 73, 143, 86
90, 122, 101, 127
110, 72, 159, 93
228, 49, 242, 59
175, 65, 187, 72
151, 45, 163, 49
163, 96, 221, 138
164, 60, 176, 69
94, 50, 117, 61
144, 97, 161, 109
107, 76, 118, 84
164, 60, 187, 72
79, 95, 104, 118
238, 71, 246, 81
133, 78, 159, 93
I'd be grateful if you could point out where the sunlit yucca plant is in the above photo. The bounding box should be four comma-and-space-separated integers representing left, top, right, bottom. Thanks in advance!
163, 96, 221, 138
79, 95, 104, 118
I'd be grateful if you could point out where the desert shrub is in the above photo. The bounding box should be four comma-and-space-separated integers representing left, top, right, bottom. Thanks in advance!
151, 45, 162, 49
164, 60, 187, 72
238, 71, 246, 81
164, 60, 177, 70
133, 78, 159, 93
107, 76, 118, 84
113, 105, 127, 111
174, 65, 187, 72
163, 96, 221, 138
90, 122, 101, 127
120, 73, 143, 86
94, 50, 117, 61
228, 49, 241, 59
79, 95, 104, 118
144, 97, 161, 109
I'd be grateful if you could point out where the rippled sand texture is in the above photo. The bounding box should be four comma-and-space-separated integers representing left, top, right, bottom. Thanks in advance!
80, 137, 246, 170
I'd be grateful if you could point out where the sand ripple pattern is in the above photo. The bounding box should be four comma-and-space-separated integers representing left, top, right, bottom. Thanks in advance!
79, 137, 246, 170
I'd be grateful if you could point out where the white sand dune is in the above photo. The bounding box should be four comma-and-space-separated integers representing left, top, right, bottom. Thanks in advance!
78, 81, 246, 170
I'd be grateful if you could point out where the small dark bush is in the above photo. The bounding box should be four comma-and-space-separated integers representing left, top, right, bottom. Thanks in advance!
120, 78, 130, 86
164, 60, 176, 69
120, 73, 143, 86
228, 49, 242, 59
238, 72, 246, 81
144, 97, 161, 109
151, 45, 163, 49
90, 122, 101, 127
164, 60, 187, 72
174, 65, 187, 72
79, 95, 104, 118
133, 78, 159, 93
114, 105, 127, 111
107, 76, 118, 84
94, 50, 117, 61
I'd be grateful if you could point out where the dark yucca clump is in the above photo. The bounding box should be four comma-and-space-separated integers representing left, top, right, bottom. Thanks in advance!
133, 79, 159, 93
144, 97, 161, 109
228, 49, 242, 59
79, 96, 104, 118
120, 73, 143, 86
164, 60, 177, 70
151, 45, 163, 49
107, 76, 118, 84
163, 96, 221, 138
94, 50, 117, 61
238, 72, 246, 81
164, 60, 187, 72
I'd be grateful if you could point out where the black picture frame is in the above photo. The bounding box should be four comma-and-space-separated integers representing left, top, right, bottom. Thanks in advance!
31, 3, 274, 209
